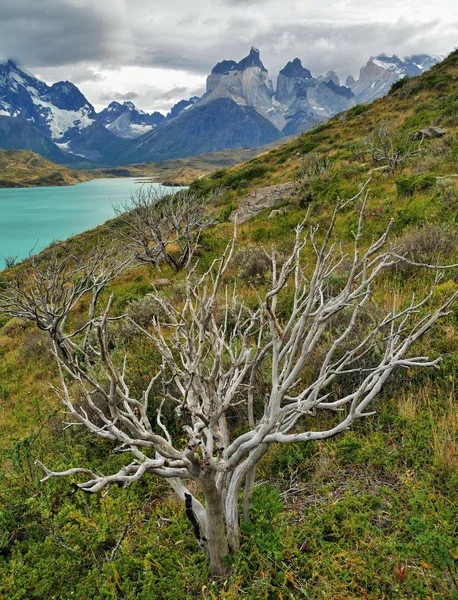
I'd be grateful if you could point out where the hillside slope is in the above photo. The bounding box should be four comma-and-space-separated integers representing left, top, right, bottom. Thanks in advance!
1, 50, 458, 599
0, 116, 77, 165
0, 149, 92, 187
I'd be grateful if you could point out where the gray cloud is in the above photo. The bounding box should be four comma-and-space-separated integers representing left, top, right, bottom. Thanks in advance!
35, 65, 105, 84
154, 87, 189, 101
95, 84, 205, 114
99, 91, 140, 102
1, 0, 457, 112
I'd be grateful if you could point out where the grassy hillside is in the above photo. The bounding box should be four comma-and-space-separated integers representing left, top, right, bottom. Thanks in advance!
0, 52, 458, 599
0, 149, 94, 187
0, 142, 284, 188
96, 139, 288, 184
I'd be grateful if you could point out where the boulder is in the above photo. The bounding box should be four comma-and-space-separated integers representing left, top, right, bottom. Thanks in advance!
152, 278, 171, 287
413, 127, 447, 140
269, 207, 288, 218
229, 182, 295, 224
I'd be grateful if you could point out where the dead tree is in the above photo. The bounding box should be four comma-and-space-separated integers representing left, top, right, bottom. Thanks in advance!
0, 246, 130, 354
363, 123, 423, 173
296, 152, 333, 180
1, 186, 456, 576
114, 186, 215, 272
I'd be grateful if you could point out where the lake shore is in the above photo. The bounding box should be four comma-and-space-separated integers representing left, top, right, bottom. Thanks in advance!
0, 178, 185, 262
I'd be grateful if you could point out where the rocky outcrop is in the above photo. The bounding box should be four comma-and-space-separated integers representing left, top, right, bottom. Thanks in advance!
229, 182, 295, 224
413, 127, 447, 139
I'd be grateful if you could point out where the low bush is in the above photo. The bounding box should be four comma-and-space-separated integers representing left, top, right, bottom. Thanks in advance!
396, 173, 436, 198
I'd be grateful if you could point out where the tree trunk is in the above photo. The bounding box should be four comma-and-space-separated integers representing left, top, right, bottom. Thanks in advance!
243, 466, 256, 523
225, 492, 242, 553
199, 477, 230, 576
225, 443, 269, 552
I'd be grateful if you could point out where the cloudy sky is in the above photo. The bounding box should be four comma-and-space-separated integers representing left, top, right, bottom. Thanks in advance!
0, 0, 457, 114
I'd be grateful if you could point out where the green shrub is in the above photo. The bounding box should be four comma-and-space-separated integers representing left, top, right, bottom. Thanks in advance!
396, 173, 436, 198
396, 176, 415, 197
345, 104, 369, 119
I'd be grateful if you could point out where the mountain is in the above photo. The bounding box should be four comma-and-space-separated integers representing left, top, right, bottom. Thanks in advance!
346, 53, 442, 103
0, 60, 124, 161
117, 48, 355, 164
274, 58, 354, 133
0, 115, 78, 164
0, 60, 97, 143
198, 49, 354, 134
98, 101, 165, 139
201, 49, 354, 132
118, 97, 283, 164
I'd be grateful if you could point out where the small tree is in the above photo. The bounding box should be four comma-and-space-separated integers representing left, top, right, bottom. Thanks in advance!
1, 187, 455, 576
114, 186, 215, 272
0, 246, 130, 353
363, 123, 424, 173
296, 152, 333, 181
2, 255, 18, 269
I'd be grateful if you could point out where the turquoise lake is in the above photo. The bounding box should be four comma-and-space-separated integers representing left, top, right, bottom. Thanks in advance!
0, 178, 184, 263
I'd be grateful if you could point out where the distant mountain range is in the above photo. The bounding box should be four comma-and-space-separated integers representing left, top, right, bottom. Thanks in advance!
346, 54, 442, 103
98, 101, 165, 139
0, 51, 443, 166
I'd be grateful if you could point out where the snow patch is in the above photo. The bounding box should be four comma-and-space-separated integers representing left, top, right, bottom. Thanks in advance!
372, 58, 403, 75
31, 96, 95, 140
130, 123, 154, 135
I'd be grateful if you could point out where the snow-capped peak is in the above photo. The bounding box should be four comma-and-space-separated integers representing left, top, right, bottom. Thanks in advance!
0, 58, 97, 141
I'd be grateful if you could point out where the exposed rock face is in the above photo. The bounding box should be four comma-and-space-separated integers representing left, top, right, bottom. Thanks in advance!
305, 79, 353, 117
275, 58, 312, 105
98, 101, 165, 139
203, 47, 274, 115
229, 182, 295, 224
275, 58, 354, 132
347, 54, 442, 103
280, 58, 312, 79
282, 95, 321, 136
